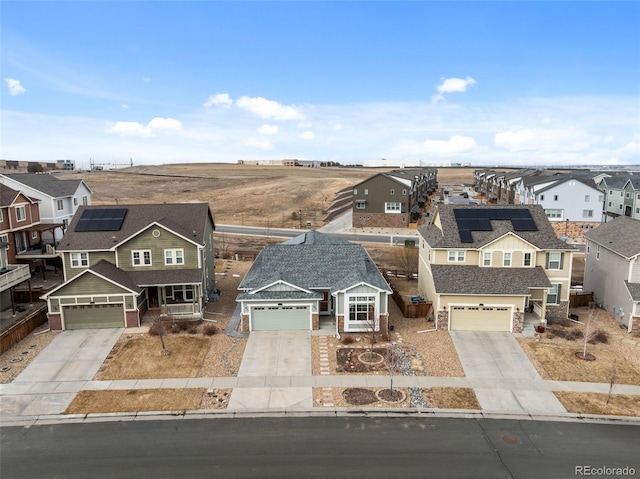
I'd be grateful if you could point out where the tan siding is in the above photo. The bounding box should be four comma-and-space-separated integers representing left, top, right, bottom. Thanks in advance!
485, 234, 533, 251
52, 272, 130, 297
440, 294, 526, 310
117, 226, 199, 271
263, 282, 299, 292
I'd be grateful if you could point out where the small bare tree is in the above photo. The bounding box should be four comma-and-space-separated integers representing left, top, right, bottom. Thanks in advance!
395, 245, 419, 280
155, 317, 170, 356
383, 345, 403, 397
578, 305, 597, 360
605, 360, 618, 407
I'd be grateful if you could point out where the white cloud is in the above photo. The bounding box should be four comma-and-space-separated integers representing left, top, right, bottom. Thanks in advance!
431, 76, 476, 103
245, 138, 273, 150
148, 117, 182, 130
236, 96, 304, 120
422, 135, 477, 155
121, 104, 129, 110
203, 93, 233, 108
4, 78, 26, 96
143, 76, 151, 83
258, 124, 279, 135
299, 131, 315, 140
107, 121, 151, 137
494, 128, 594, 152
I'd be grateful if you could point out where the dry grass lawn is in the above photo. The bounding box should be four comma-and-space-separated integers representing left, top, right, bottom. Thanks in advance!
522, 342, 640, 385
555, 392, 640, 417
97, 336, 210, 380
65, 388, 204, 414
426, 387, 480, 409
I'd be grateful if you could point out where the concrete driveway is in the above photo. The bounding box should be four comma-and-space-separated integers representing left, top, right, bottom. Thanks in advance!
451, 331, 566, 414
228, 331, 312, 410
0, 328, 122, 417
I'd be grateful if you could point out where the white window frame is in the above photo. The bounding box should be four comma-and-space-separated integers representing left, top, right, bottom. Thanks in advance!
31, 231, 38, 240
448, 251, 465, 262
390, 189, 395, 196
132, 249, 152, 266
402, 189, 407, 196
164, 248, 184, 265
582, 209, 593, 218
353, 188, 358, 195
82, 196, 88, 205
523, 252, 532, 267
547, 252, 562, 270
364, 188, 368, 195
545, 209, 563, 219
596, 245, 600, 260
355, 200, 366, 210
0, 209, 3, 222
57, 199, 64, 211
15, 205, 26, 222
503, 252, 512, 267
165, 285, 194, 302
547, 283, 561, 305
70, 252, 89, 268
348, 295, 376, 324
73, 197, 78, 206
482, 251, 491, 266
385, 202, 402, 213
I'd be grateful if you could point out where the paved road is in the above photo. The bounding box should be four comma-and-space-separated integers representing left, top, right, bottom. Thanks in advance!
2, 417, 639, 479
451, 331, 567, 414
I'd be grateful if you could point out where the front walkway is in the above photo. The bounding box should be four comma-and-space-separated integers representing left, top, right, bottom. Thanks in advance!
451, 331, 567, 414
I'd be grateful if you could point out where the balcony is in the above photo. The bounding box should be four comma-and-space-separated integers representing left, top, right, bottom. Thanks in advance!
0, 264, 31, 292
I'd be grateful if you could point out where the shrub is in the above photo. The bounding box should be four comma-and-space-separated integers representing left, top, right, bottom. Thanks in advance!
550, 328, 567, 339
203, 324, 218, 336
341, 335, 355, 345
588, 329, 609, 344
566, 329, 584, 341
187, 325, 199, 335
559, 318, 574, 327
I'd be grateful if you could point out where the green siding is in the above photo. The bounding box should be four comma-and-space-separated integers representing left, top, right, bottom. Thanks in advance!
63, 251, 116, 279
203, 215, 216, 294
63, 304, 125, 329
52, 272, 131, 297
117, 225, 200, 271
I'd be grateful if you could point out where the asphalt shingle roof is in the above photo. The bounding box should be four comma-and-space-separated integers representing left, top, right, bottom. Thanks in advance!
624, 281, 640, 302
418, 204, 573, 250
236, 291, 323, 301
58, 203, 214, 251
239, 231, 391, 293
88, 260, 142, 294
431, 265, 551, 295
0, 184, 21, 207
584, 216, 640, 259
4, 174, 86, 198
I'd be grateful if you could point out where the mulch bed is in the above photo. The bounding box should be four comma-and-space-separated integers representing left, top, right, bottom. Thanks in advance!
336, 347, 391, 373
343, 388, 378, 405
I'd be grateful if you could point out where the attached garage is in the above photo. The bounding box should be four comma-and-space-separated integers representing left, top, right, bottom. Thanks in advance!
450, 305, 511, 332
63, 304, 126, 330
251, 305, 310, 331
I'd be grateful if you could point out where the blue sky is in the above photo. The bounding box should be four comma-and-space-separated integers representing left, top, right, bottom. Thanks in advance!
2, 1, 639, 167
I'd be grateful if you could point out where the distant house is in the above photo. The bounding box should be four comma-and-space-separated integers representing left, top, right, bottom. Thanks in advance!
0, 173, 92, 240
41, 203, 215, 330
352, 168, 437, 228
237, 231, 392, 336
584, 217, 640, 332
597, 176, 640, 223
418, 204, 576, 332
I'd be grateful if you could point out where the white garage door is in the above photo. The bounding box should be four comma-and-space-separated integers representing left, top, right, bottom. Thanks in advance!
450, 306, 511, 332
251, 305, 310, 331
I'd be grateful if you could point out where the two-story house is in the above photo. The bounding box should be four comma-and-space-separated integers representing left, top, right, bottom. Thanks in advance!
583, 217, 640, 332
352, 168, 437, 228
417, 204, 576, 332
597, 176, 640, 223
41, 203, 216, 330
0, 173, 92, 240
0, 185, 40, 311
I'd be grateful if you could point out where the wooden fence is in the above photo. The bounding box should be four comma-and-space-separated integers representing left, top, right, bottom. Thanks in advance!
0, 305, 48, 355
383, 271, 432, 319
569, 291, 594, 308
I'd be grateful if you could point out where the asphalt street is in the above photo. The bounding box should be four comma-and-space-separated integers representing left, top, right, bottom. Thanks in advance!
2, 417, 639, 479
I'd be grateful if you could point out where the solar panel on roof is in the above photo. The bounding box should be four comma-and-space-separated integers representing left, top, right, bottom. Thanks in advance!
459, 230, 474, 243
454, 207, 537, 242
74, 208, 128, 232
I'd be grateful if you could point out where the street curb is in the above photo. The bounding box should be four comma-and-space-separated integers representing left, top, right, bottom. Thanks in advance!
2, 408, 639, 428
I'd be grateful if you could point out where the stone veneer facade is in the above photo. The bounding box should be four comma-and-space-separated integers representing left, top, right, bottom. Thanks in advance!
546, 301, 570, 323
512, 310, 524, 333
436, 310, 449, 330
353, 213, 408, 229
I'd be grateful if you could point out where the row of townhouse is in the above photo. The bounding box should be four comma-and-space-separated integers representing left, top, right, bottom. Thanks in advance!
351, 168, 438, 228
596, 175, 640, 222
474, 169, 605, 239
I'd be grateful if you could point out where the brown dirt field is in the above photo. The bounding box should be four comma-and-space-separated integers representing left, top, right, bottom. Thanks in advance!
56, 164, 475, 227
554, 392, 640, 417
65, 388, 204, 414
425, 387, 481, 409
97, 336, 210, 380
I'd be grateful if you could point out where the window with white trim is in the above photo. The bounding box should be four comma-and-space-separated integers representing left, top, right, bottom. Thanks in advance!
596, 245, 600, 260
547, 283, 561, 304
524, 252, 532, 266
57, 200, 64, 211
348, 296, 375, 322
364, 188, 368, 195
82, 196, 88, 205
356, 200, 366, 209
390, 189, 395, 195
353, 188, 358, 195
402, 189, 407, 196
132, 250, 152, 266
503, 252, 512, 267
582, 210, 593, 218
545, 209, 563, 219
584, 195, 590, 202
0, 209, 3, 222
16, 206, 26, 222
31, 231, 38, 240
164, 249, 184, 265
598, 195, 604, 202
165, 284, 194, 301
385, 202, 401, 213
73, 197, 78, 206
546, 252, 563, 270
70, 252, 89, 268
483, 251, 491, 266
448, 251, 465, 262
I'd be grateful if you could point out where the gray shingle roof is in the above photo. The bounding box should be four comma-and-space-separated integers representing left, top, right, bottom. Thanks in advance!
584, 216, 640, 259
0, 184, 21, 207
418, 204, 573, 250
239, 231, 391, 293
431, 265, 551, 295
4, 174, 86, 198
624, 281, 640, 302
284, 230, 351, 245
236, 291, 323, 301
128, 269, 203, 286
58, 203, 214, 251
89, 260, 142, 294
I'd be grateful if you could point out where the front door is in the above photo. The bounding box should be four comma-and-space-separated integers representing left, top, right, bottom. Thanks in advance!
320, 291, 332, 315
14, 232, 27, 253
148, 286, 159, 309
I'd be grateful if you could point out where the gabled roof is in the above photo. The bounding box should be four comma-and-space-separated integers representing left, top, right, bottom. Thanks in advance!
418, 204, 573, 250
535, 175, 600, 195
239, 231, 391, 293
58, 203, 214, 251
431, 265, 551, 295
624, 281, 640, 302
3, 173, 90, 198
584, 216, 640, 259
284, 230, 351, 245
0, 184, 39, 207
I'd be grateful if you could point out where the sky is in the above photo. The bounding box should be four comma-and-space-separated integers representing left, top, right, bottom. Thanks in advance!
1, 1, 639, 167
